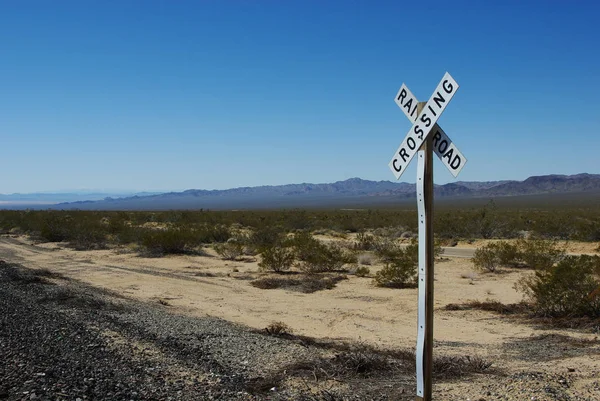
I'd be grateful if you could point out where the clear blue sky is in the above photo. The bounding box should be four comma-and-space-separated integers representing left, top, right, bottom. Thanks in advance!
1, 0, 599, 193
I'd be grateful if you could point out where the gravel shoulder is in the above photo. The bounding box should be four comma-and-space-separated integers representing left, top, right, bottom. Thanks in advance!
0, 262, 417, 400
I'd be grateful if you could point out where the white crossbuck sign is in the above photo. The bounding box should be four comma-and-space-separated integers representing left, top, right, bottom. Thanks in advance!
388, 72, 467, 179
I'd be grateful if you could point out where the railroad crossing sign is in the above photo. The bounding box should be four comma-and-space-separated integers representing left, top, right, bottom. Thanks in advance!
388, 72, 466, 179
386, 72, 466, 401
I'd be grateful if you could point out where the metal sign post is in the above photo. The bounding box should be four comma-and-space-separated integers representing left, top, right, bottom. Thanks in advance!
387, 74, 466, 401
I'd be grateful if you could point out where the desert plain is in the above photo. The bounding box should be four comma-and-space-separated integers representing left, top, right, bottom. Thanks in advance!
1, 233, 599, 400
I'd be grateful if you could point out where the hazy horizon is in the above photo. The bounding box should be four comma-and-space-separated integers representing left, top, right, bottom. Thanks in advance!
2, 172, 599, 197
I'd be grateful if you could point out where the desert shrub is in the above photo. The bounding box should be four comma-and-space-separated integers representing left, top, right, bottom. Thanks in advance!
247, 225, 286, 252
140, 227, 195, 256
357, 253, 374, 265
516, 255, 600, 318
68, 221, 108, 250
517, 238, 566, 270
39, 213, 71, 242
115, 225, 145, 244
214, 237, 245, 260
373, 238, 404, 263
472, 246, 500, 273
353, 266, 370, 277
290, 231, 355, 273
473, 241, 523, 272
298, 243, 356, 274
258, 246, 295, 273
373, 255, 417, 288
291, 231, 322, 262
107, 213, 130, 234
195, 224, 231, 244
354, 232, 377, 251
403, 238, 443, 263
494, 241, 520, 266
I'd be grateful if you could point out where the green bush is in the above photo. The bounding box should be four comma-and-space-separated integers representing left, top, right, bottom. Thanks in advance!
373, 238, 404, 263
373, 255, 417, 288
292, 232, 356, 273
246, 226, 286, 253
402, 238, 443, 264
516, 255, 600, 317
291, 231, 322, 262
472, 246, 500, 273
214, 238, 245, 260
494, 241, 520, 266
472, 241, 520, 272
517, 238, 566, 270
258, 246, 295, 273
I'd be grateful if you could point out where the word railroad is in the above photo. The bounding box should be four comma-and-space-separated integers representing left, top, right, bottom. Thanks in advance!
385, 72, 467, 401
388, 72, 466, 179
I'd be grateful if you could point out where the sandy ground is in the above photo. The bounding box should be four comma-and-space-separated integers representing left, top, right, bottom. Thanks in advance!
1, 235, 599, 399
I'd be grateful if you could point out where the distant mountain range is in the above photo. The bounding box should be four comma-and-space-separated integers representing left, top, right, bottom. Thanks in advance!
1, 173, 599, 210
0, 174, 600, 210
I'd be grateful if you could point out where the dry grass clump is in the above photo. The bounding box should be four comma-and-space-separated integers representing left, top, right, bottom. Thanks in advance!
284, 347, 393, 382
433, 355, 493, 378
251, 274, 347, 293
261, 342, 493, 390
444, 299, 529, 314
264, 321, 293, 336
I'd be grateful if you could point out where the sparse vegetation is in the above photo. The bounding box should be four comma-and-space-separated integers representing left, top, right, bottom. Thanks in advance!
1, 202, 599, 252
